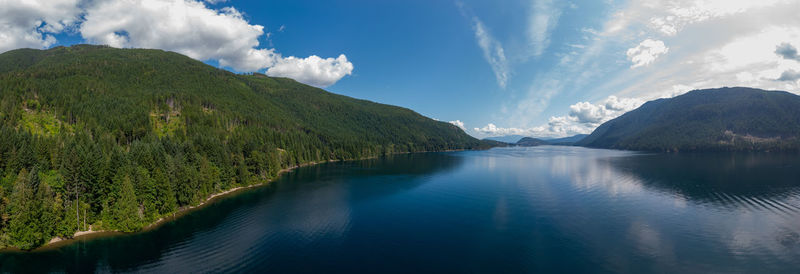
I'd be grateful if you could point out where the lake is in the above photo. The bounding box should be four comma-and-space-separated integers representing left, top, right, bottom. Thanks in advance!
2, 146, 800, 273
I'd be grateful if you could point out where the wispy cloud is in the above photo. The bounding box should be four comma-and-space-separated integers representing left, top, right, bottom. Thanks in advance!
527, 0, 563, 57
471, 17, 510, 88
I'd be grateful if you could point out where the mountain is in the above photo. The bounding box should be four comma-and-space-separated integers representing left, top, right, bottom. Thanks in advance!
485, 134, 587, 146
515, 137, 549, 146
0, 45, 492, 249
484, 135, 525, 144
577, 87, 800, 151
543, 134, 588, 145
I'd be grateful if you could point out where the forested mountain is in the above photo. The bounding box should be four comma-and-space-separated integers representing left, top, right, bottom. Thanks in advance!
0, 45, 490, 250
577, 87, 800, 151
544, 134, 587, 145
515, 137, 548, 146
483, 135, 525, 144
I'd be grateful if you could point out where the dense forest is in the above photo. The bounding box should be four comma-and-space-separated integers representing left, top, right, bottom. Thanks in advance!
577, 87, 800, 151
0, 45, 492, 250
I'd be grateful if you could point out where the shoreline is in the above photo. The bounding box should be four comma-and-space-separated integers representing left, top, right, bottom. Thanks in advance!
4, 148, 481, 252
22, 160, 327, 252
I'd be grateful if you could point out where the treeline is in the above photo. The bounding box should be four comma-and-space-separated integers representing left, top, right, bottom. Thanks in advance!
0, 45, 490, 249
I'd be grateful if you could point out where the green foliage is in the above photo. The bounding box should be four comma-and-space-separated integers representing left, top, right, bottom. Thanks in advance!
6, 168, 59, 250
102, 174, 141, 232
515, 137, 548, 146
0, 45, 494, 250
18, 108, 70, 137
578, 87, 800, 152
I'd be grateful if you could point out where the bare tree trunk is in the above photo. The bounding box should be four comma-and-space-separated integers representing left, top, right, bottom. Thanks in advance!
76, 191, 79, 231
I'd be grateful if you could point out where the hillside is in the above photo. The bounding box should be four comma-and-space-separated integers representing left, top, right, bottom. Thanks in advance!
515, 137, 548, 146
484, 135, 525, 144
543, 134, 587, 145
0, 45, 490, 250
577, 87, 800, 151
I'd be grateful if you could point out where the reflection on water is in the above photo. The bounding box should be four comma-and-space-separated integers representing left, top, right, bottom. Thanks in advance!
606, 153, 800, 205
1, 147, 799, 273
0, 153, 462, 273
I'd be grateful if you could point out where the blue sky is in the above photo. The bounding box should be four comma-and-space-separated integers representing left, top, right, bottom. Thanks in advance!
3, 0, 800, 138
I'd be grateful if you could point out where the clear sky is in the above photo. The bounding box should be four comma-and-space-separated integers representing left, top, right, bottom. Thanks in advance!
3, 0, 800, 138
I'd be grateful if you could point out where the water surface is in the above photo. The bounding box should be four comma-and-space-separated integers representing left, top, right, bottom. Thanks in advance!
2, 147, 800, 273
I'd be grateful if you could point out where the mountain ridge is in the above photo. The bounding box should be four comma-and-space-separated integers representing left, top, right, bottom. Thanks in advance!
577, 87, 800, 151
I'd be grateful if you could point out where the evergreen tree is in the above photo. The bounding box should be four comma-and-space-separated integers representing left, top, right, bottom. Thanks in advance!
7, 169, 43, 249
105, 175, 140, 232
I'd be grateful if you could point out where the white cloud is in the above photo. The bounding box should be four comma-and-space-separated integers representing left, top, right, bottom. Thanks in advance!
81, 1, 278, 71
474, 123, 527, 136
477, 95, 644, 138
0, 0, 82, 52
569, 96, 643, 124
0, 0, 354, 87
647, 0, 786, 36
626, 39, 669, 68
266, 54, 354, 87
471, 17, 509, 88
528, 0, 562, 57
449, 120, 466, 130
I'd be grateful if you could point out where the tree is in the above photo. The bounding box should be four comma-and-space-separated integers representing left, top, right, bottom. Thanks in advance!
7, 168, 51, 250
103, 174, 140, 232
152, 167, 176, 215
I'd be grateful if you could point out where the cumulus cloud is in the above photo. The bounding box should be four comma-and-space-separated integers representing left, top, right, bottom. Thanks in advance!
474, 123, 527, 136
0, 0, 82, 52
471, 17, 509, 88
81, 0, 279, 72
775, 42, 800, 61
266, 55, 353, 87
477, 95, 644, 138
474, 116, 591, 138
448, 120, 466, 130
0, 0, 353, 87
80, 0, 271, 70
777, 70, 800, 82
626, 39, 669, 68
568, 96, 643, 124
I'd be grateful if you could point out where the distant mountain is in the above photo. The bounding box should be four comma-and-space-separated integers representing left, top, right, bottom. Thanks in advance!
484, 135, 525, 144
577, 87, 800, 151
515, 137, 549, 146
544, 134, 588, 145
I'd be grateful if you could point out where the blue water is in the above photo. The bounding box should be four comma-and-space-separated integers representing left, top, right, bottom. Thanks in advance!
2, 146, 800, 273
